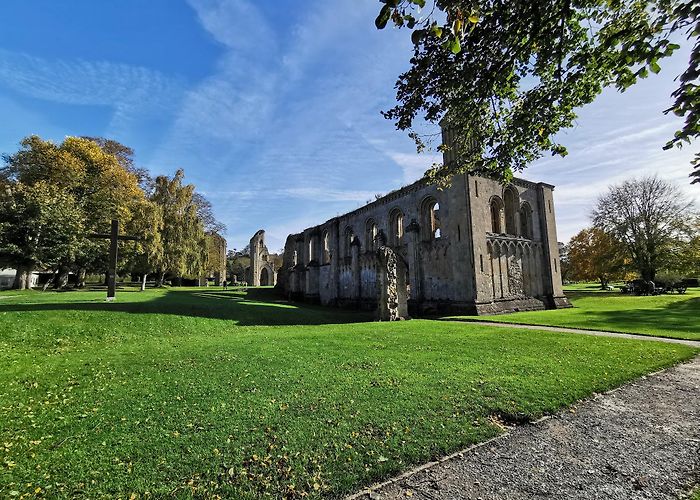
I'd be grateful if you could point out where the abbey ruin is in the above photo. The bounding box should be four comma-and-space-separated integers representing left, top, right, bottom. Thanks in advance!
276, 133, 570, 317
247, 230, 277, 286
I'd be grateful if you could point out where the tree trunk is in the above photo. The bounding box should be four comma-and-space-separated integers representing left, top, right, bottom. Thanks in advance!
77, 268, 87, 288
155, 272, 165, 288
53, 266, 70, 289
12, 265, 32, 290
141, 273, 147, 291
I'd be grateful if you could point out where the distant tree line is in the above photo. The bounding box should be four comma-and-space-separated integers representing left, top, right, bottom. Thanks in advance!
560, 176, 699, 287
0, 135, 226, 289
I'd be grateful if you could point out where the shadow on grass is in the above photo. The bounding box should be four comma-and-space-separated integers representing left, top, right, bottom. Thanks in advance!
0, 287, 374, 326
586, 296, 700, 334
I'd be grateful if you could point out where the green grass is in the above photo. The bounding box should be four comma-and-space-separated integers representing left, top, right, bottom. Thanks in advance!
446, 288, 700, 341
0, 287, 696, 498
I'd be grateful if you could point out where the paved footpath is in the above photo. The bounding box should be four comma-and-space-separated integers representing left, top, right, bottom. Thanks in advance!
351, 355, 700, 500
458, 320, 700, 348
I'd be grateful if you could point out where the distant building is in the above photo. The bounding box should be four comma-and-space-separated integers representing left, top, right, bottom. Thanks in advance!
0, 269, 39, 289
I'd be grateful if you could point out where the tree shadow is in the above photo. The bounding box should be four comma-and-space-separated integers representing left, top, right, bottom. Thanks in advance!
587, 295, 700, 336
0, 287, 374, 326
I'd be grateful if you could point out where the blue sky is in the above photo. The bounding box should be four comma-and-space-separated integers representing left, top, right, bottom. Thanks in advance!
1, 0, 696, 252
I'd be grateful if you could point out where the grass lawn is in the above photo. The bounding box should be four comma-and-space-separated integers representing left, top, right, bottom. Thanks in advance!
0, 287, 696, 498
445, 287, 700, 341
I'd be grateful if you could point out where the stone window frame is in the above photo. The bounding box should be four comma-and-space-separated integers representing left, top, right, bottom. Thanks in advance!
420, 196, 441, 241
322, 230, 330, 264
365, 218, 378, 253
343, 226, 355, 260
503, 185, 520, 236
389, 207, 404, 246
519, 201, 534, 240
489, 195, 505, 234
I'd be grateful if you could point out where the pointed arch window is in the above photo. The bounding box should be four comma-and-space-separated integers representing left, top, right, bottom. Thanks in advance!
503, 186, 519, 236
421, 197, 441, 241
365, 219, 378, 252
490, 196, 505, 233
389, 208, 404, 246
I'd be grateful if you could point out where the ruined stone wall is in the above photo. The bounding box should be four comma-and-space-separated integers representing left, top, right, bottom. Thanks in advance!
277, 172, 569, 315
249, 230, 277, 287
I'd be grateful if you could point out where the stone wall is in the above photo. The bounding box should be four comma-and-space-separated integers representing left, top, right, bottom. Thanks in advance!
277, 171, 570, 315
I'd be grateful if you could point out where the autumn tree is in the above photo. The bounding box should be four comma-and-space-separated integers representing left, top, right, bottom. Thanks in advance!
1, 136, 145, 287
592, 176, 696, 281
376, 0, 699, 183
567, 227, 628, 287
0, 182, 83, 289
150, 169, 208, 286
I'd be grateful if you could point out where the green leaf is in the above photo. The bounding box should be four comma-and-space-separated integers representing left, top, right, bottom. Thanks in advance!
432, 25, 443, 37
450, 36, 462, 54
410, 0, 426, 7
375, 4, 391, 30
468, 14, 479, 24
649, 61, 661, 74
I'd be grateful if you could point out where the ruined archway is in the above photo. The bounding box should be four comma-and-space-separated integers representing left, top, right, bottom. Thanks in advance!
260, 267, 270, 286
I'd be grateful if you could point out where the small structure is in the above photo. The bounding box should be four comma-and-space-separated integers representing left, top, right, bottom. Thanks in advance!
0, 269, 39, 289
247, 230, 277, 286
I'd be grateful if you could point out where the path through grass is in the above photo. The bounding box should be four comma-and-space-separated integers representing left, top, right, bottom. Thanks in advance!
0, 287, 696, 498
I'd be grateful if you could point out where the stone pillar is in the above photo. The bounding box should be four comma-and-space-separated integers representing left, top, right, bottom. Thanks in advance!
376, 245, 409, 321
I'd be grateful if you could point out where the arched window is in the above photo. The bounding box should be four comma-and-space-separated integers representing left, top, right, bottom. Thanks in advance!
490, 196, 504, 233
308, 237, 315, 263
344, 227, 354, 259
389, 208, 404, 246
503, 186, 519, 236
421, 197, 441, 241
322, 230, 330, 264
519, 202, 533, 239
365, 219, 378, 252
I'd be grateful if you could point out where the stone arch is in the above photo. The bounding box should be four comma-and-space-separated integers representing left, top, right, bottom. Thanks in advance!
344, 226, 355, 260
365, 218, 378, 252
260, 267, 270, 286
489, 196, 505, 233
389, 207, 404, 246
420, 196, 440, 241
322, 230, 330, 264
503, 186, 519, 236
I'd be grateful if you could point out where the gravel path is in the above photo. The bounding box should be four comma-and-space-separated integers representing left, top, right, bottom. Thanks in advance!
454, 320, 700, 348
350, 355, 700, 500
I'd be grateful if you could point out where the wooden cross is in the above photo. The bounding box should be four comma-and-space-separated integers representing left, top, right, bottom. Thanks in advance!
89, 219, 139, 301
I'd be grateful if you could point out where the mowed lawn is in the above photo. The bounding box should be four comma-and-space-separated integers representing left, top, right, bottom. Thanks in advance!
0, 287, 696, 498
447, 286, 700, 341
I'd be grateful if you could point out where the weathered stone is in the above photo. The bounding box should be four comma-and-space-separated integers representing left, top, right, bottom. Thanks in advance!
247, 230, 277, 286
275, 127, 570, 315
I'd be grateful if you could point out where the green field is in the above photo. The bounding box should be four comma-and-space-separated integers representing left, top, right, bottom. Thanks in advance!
0, 287, 696, 498
447, 287, 700, 341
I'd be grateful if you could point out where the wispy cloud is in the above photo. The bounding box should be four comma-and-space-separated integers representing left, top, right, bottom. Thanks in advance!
0, 48, 184, 137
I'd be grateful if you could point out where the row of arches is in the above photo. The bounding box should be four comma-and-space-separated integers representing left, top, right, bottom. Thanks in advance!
341, 196, 442, 259
489, 187, 534, 239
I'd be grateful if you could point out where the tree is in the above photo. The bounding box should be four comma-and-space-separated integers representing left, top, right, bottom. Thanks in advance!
592, 176, 695, 281
558, 241, 571, 282
150, 169, 207, 286
2, 136, 146, 287
0, 182, 83, 289
376, 0, 700, 184
122, 198, 164, 290
192, 192, 227, 234
567, 227, 628, 287
227, 248, 251, 282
